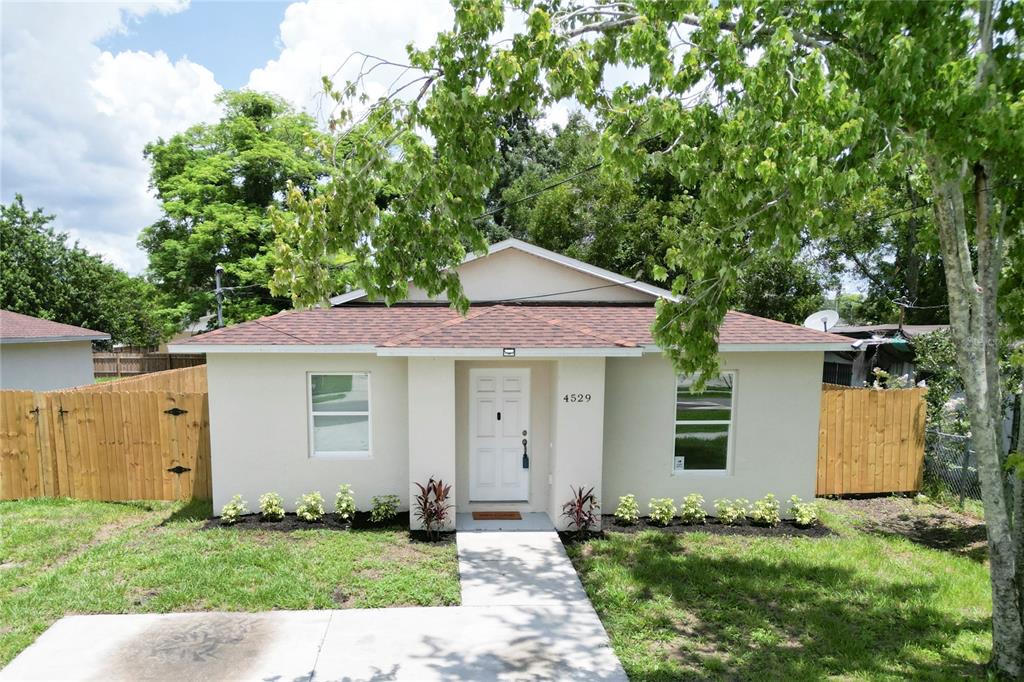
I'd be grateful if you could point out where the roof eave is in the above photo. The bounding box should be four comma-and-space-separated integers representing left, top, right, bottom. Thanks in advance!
1, 334, 110, 344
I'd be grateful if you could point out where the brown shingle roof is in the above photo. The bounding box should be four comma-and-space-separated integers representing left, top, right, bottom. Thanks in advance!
174, 304, 850, 349
0, 310, 109, 343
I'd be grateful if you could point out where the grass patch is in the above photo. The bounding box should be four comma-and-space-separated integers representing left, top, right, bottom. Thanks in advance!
565, 500, 991, 680
0, 497, 459, 667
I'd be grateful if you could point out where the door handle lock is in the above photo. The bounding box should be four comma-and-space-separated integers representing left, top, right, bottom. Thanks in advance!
522, 438, 529, 469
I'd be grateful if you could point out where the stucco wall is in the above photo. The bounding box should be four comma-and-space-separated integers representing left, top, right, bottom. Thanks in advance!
404, 248, 653, 303
0, 341, 95, 391
207, 353, 409, 513
454, 360, 553, 513
602, 352, 823, 513
409, 358, 456, 529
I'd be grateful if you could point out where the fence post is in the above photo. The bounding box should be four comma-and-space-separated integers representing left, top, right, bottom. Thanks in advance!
959, 446, 970, 506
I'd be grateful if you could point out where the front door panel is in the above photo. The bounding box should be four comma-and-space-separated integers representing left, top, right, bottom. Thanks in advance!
469, 368, 530, 501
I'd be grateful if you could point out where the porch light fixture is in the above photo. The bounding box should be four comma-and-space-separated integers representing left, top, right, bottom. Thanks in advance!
503, 347, 516, 357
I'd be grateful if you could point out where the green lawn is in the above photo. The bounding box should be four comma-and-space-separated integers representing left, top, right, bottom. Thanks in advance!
0, 498, 460, 667
565, 500, 992, 681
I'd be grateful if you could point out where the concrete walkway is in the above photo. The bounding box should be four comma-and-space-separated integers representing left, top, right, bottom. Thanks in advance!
1, 531, 627, 682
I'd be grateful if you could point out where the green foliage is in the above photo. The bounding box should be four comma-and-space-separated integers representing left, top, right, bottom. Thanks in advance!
219, 495, 247, 525
0, 196, 170, 347
788, 496, 820, 528
335, 484, 356, 522
613, 494, 640, 525
369, 495, 400, 524
678, 493, 707, 525
715, 499, 749, 526
749, 494, 781, 527
295, 492, 325, 522
140, 91, 336, 329
258, 492, 284, 521
648, 498, 677, 526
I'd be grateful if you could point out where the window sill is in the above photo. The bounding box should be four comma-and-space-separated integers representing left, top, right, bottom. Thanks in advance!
311, 452, 372, 461
671, 469, 732, 477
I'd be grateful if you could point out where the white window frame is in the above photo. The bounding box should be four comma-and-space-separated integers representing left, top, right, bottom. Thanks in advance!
672, 370, 736, 475
307, 371, 372, 460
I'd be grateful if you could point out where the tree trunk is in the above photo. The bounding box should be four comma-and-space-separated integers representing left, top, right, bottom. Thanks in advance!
927, 156, 1023, 678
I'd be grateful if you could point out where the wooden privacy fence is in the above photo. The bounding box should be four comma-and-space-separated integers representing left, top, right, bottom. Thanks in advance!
0, 367, 210, 501
816, 384, 927, 496
94, 352, 205, 378
78, 364, 207, 393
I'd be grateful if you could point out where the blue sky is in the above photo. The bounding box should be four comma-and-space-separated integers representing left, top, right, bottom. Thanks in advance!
99, 2, 290, 91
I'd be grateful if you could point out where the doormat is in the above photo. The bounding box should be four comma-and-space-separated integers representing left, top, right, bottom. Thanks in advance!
472, 511, 522, 521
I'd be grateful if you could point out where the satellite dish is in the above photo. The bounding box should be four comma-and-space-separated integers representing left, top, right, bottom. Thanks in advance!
803, 309, 840, 331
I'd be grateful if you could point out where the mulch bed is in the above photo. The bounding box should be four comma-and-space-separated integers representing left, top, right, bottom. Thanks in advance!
202, 511, 456, 544
559, 514, 832, 545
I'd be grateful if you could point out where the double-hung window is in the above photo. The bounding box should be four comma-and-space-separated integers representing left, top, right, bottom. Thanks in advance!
308, 372, 371, 459
673, 372, 735, 472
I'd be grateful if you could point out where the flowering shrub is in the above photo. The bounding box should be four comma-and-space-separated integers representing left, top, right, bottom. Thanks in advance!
648, 498, 677, 526
220, 495, 247, 525
679, 493, 707, 524
749, 494, 781, 527
789, 495, 820, 527
295, 491, 325, 522
335, 484, 357, 521
614, 494, 640, 525
370, 494, 400, 523
714, 498, 748, 525
258, 492, 284, 521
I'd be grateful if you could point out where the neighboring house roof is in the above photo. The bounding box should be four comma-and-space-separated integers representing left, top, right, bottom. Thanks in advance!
0, 310, 110, 344
329, 238, 673, 305
170, 304, 854, 355
830, 323, 948, 339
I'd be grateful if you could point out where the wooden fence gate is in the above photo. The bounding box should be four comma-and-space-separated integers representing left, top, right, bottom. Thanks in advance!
0, 368, 211, 501
816, 384, 927, 496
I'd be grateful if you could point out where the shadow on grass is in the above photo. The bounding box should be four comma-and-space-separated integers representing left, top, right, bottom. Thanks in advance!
159, 498, 213, 525
573, 532, 989, 681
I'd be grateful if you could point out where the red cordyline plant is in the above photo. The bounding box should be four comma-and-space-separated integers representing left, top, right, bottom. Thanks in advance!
561, 485, 600, 537
413, 477, 453, 541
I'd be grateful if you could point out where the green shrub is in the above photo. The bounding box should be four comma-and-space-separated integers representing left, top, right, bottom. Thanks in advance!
714, 498, 748, 525
749, 494, 781, 527
295, 491, 325, 522
614, 494, 640, 525
335, 484, 357, 521
220, 495, 247, 525
679, 493, 707, 524
258, 492, 284, 521
789, 495, 820, 527
370, 494, 400, 523
648, 497, 677, 526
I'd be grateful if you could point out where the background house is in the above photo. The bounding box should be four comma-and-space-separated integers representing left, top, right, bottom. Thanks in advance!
0, 310, 110, 391
823, 323, 948, 386
171, 240, 853, 529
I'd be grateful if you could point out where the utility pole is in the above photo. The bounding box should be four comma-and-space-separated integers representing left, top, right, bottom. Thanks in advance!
214, 264, 225, 328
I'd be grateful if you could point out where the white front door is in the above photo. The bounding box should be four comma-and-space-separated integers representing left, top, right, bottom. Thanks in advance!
469, 368, 530, 501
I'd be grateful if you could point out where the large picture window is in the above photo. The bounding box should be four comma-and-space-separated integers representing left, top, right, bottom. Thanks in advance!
673, 372, 735, 472
308, 373, 371, 458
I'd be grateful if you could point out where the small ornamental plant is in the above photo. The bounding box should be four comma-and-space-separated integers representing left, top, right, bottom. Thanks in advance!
749, 494, 781, 527
220, 495, 247, 525
335, 484, 357, 522
715, 498, 749, 525
789, 495, 820, 527
614, 494, 640, 525
295, 491, 325, 522
648, 498, 677, 526
414, 478, 453, 540
370, 494, 400, 523
562, 485, 600, 536
679, 493, 707, 525
258, 492, 285, 521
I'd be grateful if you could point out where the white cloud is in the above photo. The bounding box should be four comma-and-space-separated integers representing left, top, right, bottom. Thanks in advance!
1, 1, 221, 273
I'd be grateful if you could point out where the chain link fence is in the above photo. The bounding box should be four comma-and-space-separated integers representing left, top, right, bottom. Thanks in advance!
924, 430, 982, 503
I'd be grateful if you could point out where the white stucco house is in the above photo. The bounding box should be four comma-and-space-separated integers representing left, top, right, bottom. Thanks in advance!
170, 239, 853, 530
0, 310, 109, 391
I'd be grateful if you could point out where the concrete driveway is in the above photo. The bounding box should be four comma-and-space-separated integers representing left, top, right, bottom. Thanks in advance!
1, 530, 627, 681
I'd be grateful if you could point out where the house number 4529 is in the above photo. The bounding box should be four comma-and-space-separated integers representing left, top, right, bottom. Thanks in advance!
563, 393, 591, 403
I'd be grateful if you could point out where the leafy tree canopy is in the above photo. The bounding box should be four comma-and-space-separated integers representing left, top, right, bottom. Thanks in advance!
140, 90, 336, 329
0, 195, 169, 347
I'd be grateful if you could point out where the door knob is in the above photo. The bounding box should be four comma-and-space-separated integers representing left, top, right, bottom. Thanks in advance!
522, 438, 529, 469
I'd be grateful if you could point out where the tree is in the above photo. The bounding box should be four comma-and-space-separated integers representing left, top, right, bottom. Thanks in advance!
272, 3, 1024, 673
140, 90, 330, 329
0, 195, 168, 347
